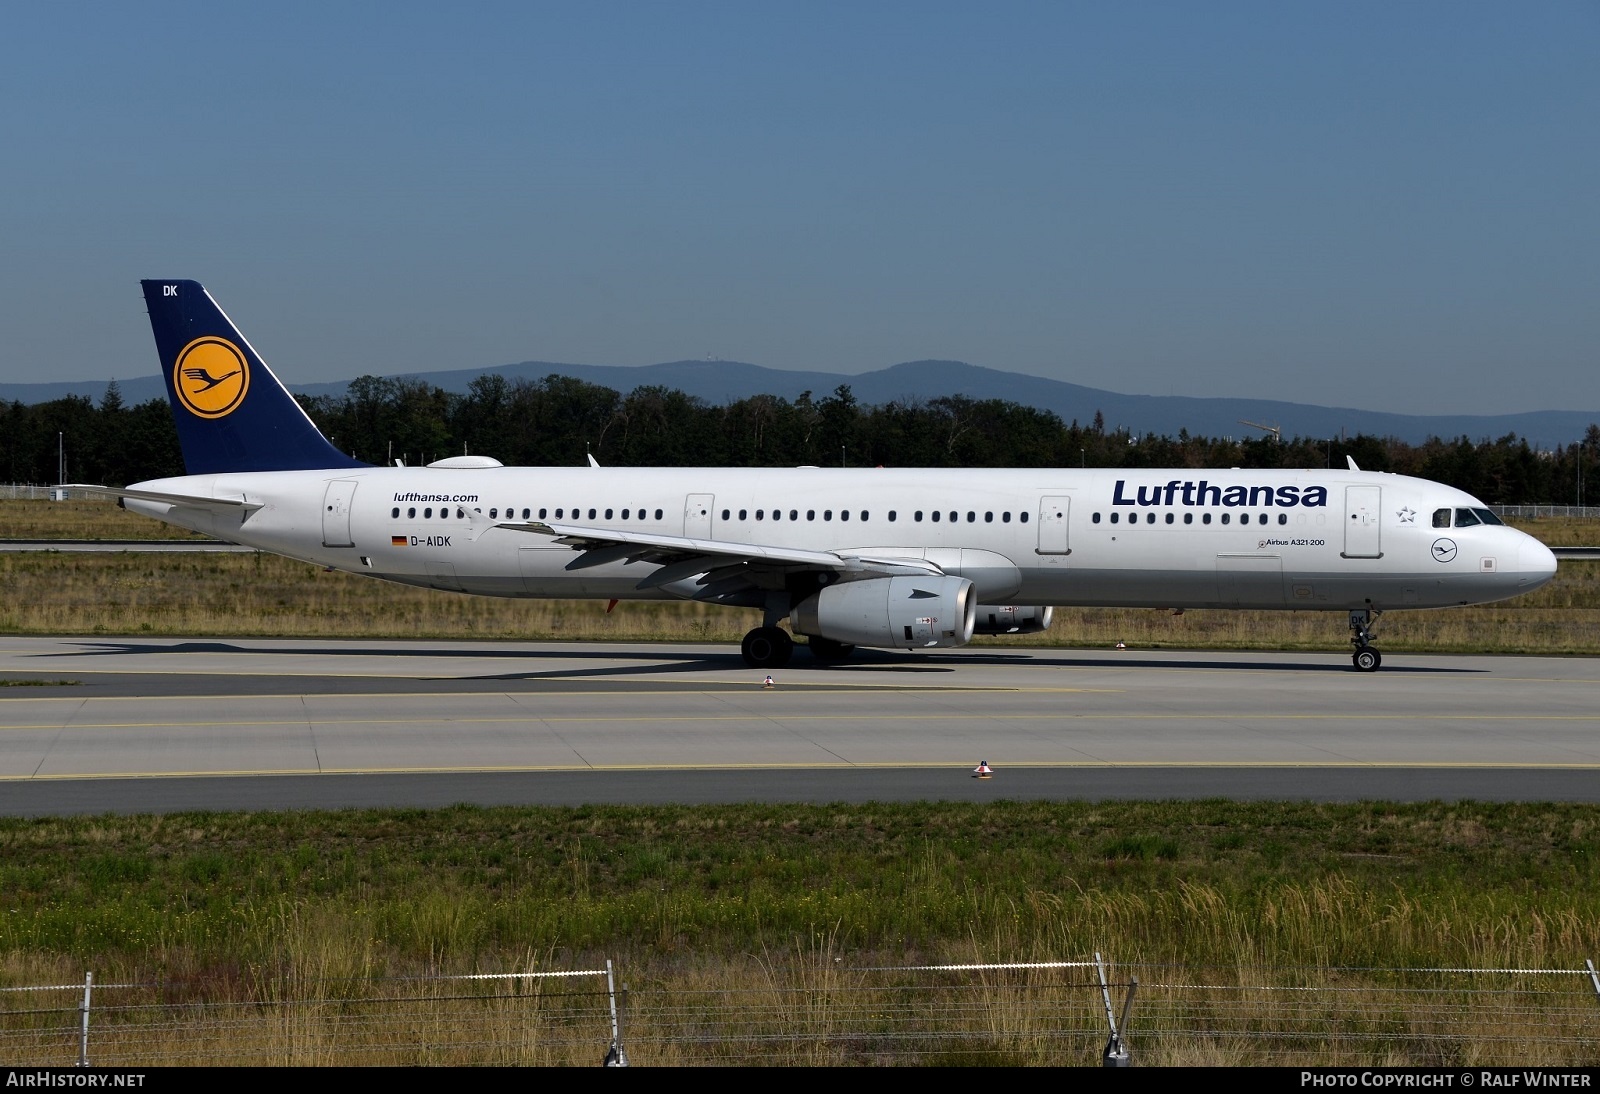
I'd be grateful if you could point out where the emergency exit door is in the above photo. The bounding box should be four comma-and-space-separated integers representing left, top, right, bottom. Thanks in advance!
684, 494, 714, 538
1037, 496, 1071, 555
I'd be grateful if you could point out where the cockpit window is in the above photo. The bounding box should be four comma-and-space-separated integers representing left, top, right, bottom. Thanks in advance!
1473, 508, 1504, 526
1432, 508, 1451, 528
1454, 508, 1481, 528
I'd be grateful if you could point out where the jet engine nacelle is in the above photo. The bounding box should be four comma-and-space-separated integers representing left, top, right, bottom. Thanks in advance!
972, 604, 1054, 635
791, 575, 977, 650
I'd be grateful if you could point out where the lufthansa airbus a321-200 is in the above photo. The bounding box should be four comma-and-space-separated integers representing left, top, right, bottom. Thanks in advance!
65, 280, 1558, 672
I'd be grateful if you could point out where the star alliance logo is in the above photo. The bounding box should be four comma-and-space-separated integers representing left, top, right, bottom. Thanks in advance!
1397, 507, 1416, 524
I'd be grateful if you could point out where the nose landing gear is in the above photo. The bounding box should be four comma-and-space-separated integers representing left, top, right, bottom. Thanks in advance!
1350, 608, 1383, 672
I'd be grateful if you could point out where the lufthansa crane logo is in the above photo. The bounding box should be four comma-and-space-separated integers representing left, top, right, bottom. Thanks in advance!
173, 337, 250, 418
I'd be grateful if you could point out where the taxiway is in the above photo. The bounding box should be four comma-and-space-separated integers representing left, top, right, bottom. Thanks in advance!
0, 637, 1597, 813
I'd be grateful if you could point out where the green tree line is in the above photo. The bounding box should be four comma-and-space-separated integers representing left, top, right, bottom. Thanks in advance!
6, 374, 1600, 506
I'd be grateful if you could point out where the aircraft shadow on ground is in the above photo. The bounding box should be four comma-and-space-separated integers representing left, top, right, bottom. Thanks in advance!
51, 640, 1486, 677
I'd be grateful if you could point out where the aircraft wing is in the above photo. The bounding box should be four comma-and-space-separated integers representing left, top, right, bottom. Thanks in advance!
58, 484, 264, 514
488, 517, 944, 594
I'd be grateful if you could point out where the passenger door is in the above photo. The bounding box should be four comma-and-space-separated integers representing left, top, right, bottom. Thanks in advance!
1342, 486, 1383, 559
321, 480, 358, 547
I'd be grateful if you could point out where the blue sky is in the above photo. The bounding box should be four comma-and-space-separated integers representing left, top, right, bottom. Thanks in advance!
1, 2, 1595, 414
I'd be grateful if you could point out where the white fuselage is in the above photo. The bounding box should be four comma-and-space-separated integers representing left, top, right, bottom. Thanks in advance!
123, 465, 1557, 613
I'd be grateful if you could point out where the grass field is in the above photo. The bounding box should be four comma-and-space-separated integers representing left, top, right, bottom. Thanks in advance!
1, 802, 1597, 1065
3, 501, 1599, 1063
1, 500, 1596, 653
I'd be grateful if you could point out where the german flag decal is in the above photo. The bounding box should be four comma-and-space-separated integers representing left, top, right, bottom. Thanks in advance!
391, 535, 407, 546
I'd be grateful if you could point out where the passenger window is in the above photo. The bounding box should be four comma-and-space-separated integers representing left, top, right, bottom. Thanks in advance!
968, 512, 976, 523
407, 508, 416, 518
537, 509, 545, 519
1278, 514, 1287, 525
932, 511, 941, 523
985, 512, 993, 523
424, 507, 433, 518
949, 512, 958, 523
1183, 513, 1193, 525
1093, 512, 1102, 524
771, 509, 780, 522
1203, 513, 1212, 525
392, 507, 400, 519
840, 510, 849, 521
808, 510, 816, 521
1146, 513, 1155, 524
1454, 508, 1481, 528
888, 511, 896, 521
789, 510, 798, 521
488, 508, 497, 519
621, 509, 629, 519
721, 509, 730, 520
1221, 513, 1230, 525
1002, 512, 1011, 523
1019, 512, 1029, 523
739, 509, 748, 520
914, 511, 923, 522
1164, 513, 1173, 524
655, 509, 664, 520
605, 508, 614, 520
1109, 512, 1119, 524
555, 508, 563, 518
823, 510, 832, 521
587, 508, 596, 520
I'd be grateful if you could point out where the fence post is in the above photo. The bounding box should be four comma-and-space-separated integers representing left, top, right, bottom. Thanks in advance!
602, 959, 629, 1067
1096, 952, 1134, 1067
1586, 959, 1600, 1004
76, 971, 93, 1068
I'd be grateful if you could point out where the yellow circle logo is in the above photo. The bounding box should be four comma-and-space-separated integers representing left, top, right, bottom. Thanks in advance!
173, 337, 250, 418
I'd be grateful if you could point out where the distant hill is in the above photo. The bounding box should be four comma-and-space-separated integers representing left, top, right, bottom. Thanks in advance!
5, 359, 1597, 447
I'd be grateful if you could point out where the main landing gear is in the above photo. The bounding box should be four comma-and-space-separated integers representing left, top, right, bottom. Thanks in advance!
1349, 608, 1383, 672
741, 626, 793, 668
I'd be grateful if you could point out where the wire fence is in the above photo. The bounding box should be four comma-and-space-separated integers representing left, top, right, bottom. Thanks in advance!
1493, 505, 1600, 520
3, 956, 1597, 1067
0, 484, 93, 501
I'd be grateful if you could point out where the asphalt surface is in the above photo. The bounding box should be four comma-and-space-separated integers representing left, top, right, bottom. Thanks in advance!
1, 636, 1598, 813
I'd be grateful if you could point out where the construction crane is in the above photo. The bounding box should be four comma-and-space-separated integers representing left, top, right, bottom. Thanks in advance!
1238, 419, 1281, 442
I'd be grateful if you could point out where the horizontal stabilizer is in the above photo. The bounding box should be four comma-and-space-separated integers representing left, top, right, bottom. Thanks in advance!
58, 484, 264, 514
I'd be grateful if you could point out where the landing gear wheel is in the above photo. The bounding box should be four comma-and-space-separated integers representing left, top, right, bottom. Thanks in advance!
1352, 645, 1381, 673
741, 626, 794, 668
806, 636, 855, 663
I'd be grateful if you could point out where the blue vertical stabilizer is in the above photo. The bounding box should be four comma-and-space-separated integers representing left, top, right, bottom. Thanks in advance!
141, 280, 365, 475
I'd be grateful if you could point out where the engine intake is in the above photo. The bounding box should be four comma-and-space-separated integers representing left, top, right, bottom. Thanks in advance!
972, 605, 1054, 635
791, 575, 977, 650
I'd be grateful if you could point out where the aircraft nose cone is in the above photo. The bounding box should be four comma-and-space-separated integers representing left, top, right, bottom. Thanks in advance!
1522, 538, 1558, 585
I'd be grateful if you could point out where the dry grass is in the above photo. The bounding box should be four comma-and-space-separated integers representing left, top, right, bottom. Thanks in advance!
0, 545, 1596, 653
0, 498, 210, 540
1, 501, 1597, 651
4, 803, 1600, 1065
